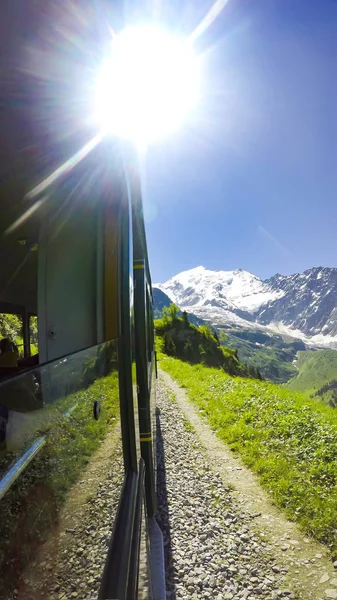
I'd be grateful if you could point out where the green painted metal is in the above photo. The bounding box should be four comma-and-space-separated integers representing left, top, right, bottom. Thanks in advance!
133, 261, 156, 517
117, 168, 138, 474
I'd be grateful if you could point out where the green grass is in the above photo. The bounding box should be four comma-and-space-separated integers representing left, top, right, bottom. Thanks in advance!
286, 349, 337, 401
155, 316, 253, 377
159, 351, 337, 557
181, 413, 195, 433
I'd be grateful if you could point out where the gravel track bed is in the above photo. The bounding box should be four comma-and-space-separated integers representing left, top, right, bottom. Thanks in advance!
156, 379, 298, 600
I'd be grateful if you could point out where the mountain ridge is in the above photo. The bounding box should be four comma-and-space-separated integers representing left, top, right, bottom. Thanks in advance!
153, 283, 305, 382
155, 265, 337, 348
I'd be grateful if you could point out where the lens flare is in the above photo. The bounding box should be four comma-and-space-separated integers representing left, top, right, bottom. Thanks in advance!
94, 26, 199, 145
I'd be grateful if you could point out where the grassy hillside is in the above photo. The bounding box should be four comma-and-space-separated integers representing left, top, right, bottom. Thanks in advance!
155, 309, 261, 379
225, 329, 304, 383
158, 351, 337, 558
153, 290, 305, 383
286, 349, 337, 406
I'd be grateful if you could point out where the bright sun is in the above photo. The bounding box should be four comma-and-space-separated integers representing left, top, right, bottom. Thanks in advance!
95, 26, 199, 146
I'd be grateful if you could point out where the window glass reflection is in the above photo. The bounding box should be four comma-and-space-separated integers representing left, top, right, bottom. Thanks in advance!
0, 340, 123, 599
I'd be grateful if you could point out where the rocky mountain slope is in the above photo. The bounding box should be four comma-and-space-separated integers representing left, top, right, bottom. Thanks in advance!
155, 266, 337, 348
153, 288, 205, 326
153, 285, 304, 382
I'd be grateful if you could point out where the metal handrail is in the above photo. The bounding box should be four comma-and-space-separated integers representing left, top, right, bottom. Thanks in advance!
0, 436, 46, 500
0, 401, 80, 500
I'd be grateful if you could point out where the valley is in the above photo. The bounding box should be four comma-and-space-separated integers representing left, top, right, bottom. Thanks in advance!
286, 350, 337, 407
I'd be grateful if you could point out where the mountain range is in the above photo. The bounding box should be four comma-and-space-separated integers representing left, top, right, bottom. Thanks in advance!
154, 266, 337, 349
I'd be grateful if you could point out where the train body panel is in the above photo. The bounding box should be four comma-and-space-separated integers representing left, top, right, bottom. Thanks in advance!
0, 149, 160, 598
0, 3, 162, 595
0, 101, 160, 600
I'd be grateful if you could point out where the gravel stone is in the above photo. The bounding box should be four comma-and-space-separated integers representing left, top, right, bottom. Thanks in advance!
156, 379, 296, 600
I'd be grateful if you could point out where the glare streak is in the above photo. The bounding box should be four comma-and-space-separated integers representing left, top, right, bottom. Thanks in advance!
258, 225, 292, 256
189, 0, 230, 43
25, 132, 103, 201
5, 198, 47, 236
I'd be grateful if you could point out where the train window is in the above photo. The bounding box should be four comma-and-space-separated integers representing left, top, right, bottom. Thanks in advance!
29, 315, 38, 356
0, 313, 24, 361
0, 188, 39, 370
0, 340, 124, 599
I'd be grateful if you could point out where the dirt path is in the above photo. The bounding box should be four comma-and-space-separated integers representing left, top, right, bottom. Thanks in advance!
160, 369, 337, 600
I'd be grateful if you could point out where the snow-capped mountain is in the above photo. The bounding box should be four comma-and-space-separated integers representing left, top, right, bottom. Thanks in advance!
155, 266, 337, 347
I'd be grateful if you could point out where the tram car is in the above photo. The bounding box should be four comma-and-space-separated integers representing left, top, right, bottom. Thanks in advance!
0, 2, 164, 598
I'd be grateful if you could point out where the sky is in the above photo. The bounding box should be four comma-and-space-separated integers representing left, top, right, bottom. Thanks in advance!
142, 0, 337, 284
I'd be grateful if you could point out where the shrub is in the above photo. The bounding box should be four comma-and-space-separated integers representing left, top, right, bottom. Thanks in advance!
155, 304, 259, 379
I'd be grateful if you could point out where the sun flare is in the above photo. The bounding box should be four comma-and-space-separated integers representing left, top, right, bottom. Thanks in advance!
94, 26, 199, 146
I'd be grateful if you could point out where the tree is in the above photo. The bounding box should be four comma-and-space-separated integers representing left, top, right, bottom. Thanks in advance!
161, 306, 172, 325
198, 323, 214, 341
163, 332, 176, 356
162, 303, 179, 321
219, 329, 227, 344
183, 336, 194, 361
182, 311, 189, 328
29, 316, 38, 346
0, 313, 24, 354
168, 303, 179, 320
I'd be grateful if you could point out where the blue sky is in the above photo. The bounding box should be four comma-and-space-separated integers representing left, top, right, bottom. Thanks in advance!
143, 0, 337, 284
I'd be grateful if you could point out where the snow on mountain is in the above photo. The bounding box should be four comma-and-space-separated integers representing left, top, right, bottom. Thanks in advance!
155, 265, 337, 347
156, 266, 283, 313
260, 267, 337, 337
